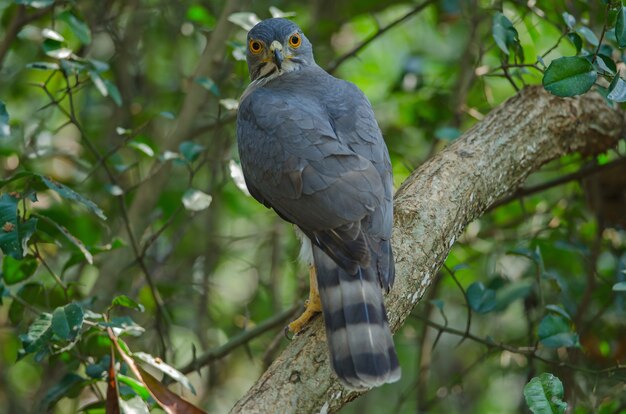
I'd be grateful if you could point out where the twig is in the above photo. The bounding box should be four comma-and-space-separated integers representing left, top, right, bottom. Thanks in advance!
326, 0, 437, 74
177, 304, 299, 376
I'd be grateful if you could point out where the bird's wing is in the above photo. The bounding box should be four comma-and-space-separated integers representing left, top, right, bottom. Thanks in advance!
237, 86, 384, 273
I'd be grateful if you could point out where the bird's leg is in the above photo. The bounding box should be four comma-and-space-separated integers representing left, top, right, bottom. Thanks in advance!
288, 265, 322, 334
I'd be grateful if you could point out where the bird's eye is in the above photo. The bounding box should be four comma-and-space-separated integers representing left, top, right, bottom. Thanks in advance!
249, 40, 263, 54
289, 33, 302, 48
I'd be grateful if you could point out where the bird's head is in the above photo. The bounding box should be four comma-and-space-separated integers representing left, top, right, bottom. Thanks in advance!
245, 18, 314, 81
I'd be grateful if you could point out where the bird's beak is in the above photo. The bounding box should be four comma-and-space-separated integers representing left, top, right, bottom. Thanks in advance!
270, 40, 283, 70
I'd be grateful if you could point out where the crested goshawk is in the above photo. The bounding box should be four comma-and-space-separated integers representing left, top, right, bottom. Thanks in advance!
236, 18, 400, 389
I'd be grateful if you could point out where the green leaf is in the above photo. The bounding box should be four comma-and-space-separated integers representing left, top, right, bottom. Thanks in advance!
19, 312, 53, 360
2, 255, 38, 285
179, 141, 205, 162
117, 374, 152, 400
186, 5, 216, 28
42, 38, 72, 59
133, 352, 196, 394
543, 56, 596, 97
119, 395, 150, 414
492, 12, 518, 56
0, 101, 10, 138
0, 193, 38, 259
104, 80, 122, 106
562, 12, 576, 30
39, 373, 86, 411
567, 33, 582, 55
616, 7, 626, 48
38, 215, 93, 264
545, 304, 571, 321
195, 76, 220, 96
538, 315, 579, 348
26, 61, 60, 71
577, 27, 599, 46
85, 355, 110, 379
51, 303, 84, 340
612, 282, 626, 291
9, 282, 44, 324
111, 295, 145, 312
607, 76, 626, 102
466, 282, 497, 314
98, 316, 145, 337
434, 127, 461, 141
595, 54, 616, 74
524, 373, 567, 414
58, 11, 92, 44
38, 175, 107, 220
182, 189, 212, 212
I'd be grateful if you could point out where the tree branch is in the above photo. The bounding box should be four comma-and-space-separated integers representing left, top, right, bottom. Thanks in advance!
230, 86, 625, 413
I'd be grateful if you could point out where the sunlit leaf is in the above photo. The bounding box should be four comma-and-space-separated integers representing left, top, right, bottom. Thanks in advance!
577, 26, 599, 46
119, 395, 150, 414
19, 312, 53, 360
2, 255, 38, 285
543, 56, 596, 97
612, 282, 626, 291
524, 373, 567, 414
269, 6, 296, 18
99, 317, 145, 337
134, 352, 196, 394
595, 54, 616, 74
182, 189, 212, 212
607, 75, 626, 102
0, 101, 10, 137
89, 70, 108, 96
228, 12, 260, 31
41, 28, 64, 42
26, 61, 60, 71
14, 0, 54, 8
562, 12, 576, 29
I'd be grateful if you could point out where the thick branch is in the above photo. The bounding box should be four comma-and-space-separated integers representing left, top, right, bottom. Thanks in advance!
230, 86, 625, 413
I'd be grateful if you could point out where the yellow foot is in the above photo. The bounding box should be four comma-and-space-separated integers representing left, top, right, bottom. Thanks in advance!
288, 266, 322, 334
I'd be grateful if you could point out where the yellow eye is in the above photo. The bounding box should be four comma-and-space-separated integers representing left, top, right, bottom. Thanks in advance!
249, 39, 263, 54
289, 33, 301, 48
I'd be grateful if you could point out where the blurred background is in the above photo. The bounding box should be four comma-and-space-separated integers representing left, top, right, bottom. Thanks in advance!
0, 0, 625, 413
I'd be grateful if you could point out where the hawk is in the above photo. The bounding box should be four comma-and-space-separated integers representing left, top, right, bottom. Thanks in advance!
236, 18, 400, 389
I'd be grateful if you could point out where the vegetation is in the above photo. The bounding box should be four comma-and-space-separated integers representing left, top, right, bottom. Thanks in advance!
0, 0, 625, 413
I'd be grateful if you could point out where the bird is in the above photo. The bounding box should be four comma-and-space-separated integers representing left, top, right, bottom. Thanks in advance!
236, 18, 400, 390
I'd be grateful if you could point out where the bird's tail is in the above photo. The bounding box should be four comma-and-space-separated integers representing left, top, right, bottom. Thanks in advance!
313, 245, 401, 390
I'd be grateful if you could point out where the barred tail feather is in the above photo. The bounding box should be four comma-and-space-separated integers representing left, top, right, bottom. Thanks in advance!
313, 245, 400, 390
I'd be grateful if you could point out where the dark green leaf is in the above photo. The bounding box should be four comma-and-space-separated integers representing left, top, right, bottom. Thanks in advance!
86, 355, 110, 379
19, 312, 53, 360
0, 193, 38, 259
607, 76, 626, 102
111, 295, 145, 312
195, 76, 220, 96
2, 255, 38, 285
466, 282, 497, 314
545, 305, 571, 320
543, 56, 596, 97
0, 101, 10, 138
134, 352, 196, 394
595, 54, 616, 74
38, 175, 107, 220
9, 282, 44, 324
51, 303, 84, 340
39, 373, 86, 411
616, 7, 626, 48
42, 39, 72, 59
179, 141, 205, 162
538, 315, 579, 348
104, 80, 122, 106
58, 11, 92, 44
567, 33, 582, 55
492, 12, 518, 56
524, 373, 567, 414
38, 215, 93, 264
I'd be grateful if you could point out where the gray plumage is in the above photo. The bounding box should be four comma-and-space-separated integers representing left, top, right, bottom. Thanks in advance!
236, 18, 400, 389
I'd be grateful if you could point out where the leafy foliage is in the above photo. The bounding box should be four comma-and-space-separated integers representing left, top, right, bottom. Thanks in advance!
0, 1, 625, 413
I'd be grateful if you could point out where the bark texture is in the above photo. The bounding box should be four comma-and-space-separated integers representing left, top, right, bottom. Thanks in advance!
230, 86, 625, 414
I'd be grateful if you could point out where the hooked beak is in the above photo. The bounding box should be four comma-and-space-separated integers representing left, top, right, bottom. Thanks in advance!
270, 40, 283, 70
